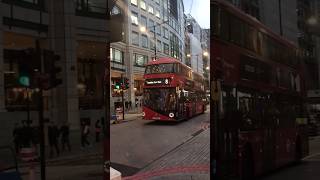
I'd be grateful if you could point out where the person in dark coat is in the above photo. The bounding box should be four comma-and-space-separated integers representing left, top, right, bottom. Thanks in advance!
13, 123, 21, 154
125, 101, 128, 111
60, 123, 71, 152
129, 101, 132, 110
48, 121, 60, 157
20, 121, 33, 148
135, 98, 138, 108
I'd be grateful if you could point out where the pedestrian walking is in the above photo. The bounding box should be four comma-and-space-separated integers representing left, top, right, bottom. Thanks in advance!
125, 101, 128, 111
81, 121, 90, 148
13, 123, 21, 154
129, 101, 132, 110
48, 121, 60, 157
95, 119, 101, 142
20, 121, 33, 148
60, 123, 71, 152
135, 98, 138, 108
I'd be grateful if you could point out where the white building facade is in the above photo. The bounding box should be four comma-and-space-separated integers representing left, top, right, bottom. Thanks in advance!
185, 14, 204, 74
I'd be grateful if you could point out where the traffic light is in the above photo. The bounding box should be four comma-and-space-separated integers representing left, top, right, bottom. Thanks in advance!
43, 50, 62, 89
115, 80, 121, 90
18, 48, 40, 87
125, 78, 129, 89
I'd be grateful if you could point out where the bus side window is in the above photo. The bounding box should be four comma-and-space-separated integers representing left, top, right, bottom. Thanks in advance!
213, 4, 220, 36
220, 9, 229, 41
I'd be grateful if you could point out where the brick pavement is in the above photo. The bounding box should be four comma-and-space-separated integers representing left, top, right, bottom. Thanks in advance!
123, 129, 210, 180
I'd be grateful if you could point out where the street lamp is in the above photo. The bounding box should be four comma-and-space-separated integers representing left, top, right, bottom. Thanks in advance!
187, 52, 210, 73
307, 16, 318, 26
140, 20, 168, 60
187, 54, 199, 72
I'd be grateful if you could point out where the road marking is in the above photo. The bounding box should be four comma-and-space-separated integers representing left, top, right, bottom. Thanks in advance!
303, 152, 320, 160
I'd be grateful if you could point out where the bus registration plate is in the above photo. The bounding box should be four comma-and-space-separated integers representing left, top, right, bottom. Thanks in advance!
152, 116, 160, 120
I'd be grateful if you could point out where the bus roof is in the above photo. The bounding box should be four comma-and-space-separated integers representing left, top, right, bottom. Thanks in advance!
213, 0, 297, 49
147, 57, 182, 65
146, 57, 204, 78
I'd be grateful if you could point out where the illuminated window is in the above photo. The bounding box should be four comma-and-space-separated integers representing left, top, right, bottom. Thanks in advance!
140, 0, 146, 10
134, 53, 148, 66
155, 9, 160, 18
131, 11, 139, 25
148, 6, 154, 14
131, 0, 138, 6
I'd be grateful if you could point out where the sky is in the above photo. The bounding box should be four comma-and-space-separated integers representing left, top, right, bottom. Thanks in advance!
183, 0, 210, 29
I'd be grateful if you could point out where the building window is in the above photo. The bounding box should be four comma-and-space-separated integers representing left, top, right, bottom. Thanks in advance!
141, 16, 147, 28
155, 9, 161, 18
131, 11, 139, 25
110, 48, 124, 64
140, 0, 146, 10
149, 19, 154, 32
78, 58, 103, 109
156, 24, 161, 35
134, 53, 148, 67
131, 0, 138, 6
75, 0, 107, 14
157, 40, 162, 52
163, 43, 169, 54
3, 49, 40, 111
170, 32, 179, 59
150, 40, 155, 50
132, 31, 139, 45
141, 35, 148, 48
163, 27, 169, 39
148, 5, 154, 14
163, 12, 168, 21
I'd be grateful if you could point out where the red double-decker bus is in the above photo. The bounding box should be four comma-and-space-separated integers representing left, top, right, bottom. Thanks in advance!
142, 58, 206, 121
212, 0, 309, 179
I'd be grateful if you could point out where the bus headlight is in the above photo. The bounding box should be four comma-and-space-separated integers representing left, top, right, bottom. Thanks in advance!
169, 113, 174, 118
142, 112, 145, 117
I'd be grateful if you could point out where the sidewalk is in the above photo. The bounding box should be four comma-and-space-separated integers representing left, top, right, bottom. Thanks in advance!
111, 112, 142, 125
18, 129, 103, 168
122, 129, 210, 180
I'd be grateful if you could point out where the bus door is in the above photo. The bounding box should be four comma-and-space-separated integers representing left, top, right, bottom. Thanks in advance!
178, 89, 191, 119
262, 96, 277, 171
